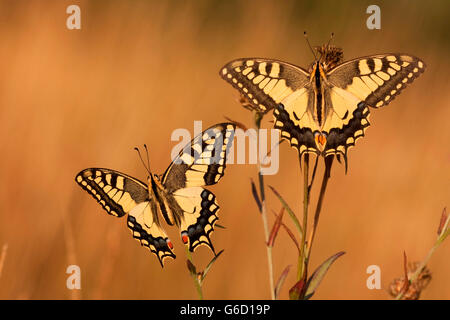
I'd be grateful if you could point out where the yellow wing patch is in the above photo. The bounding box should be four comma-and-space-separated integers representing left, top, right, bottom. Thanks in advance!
174, 187, 219, 253
75, 168, 148, 217
220, 58, 309, 113
328, 54, 426, 108
128, 202, 176, 266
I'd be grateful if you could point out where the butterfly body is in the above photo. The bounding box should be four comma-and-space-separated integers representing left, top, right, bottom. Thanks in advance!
76, 123, 236, 266
220, 44, 425, 164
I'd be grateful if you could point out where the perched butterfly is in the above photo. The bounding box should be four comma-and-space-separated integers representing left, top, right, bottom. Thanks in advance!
220, 39, 425, 167
75, 123, 236, 266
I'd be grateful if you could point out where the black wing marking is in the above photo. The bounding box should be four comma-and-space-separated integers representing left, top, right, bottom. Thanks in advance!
75, 168, 148, 217
173, 187, 219, 253
127, 202, 176, 267
162, 123, 236, 192
75, 168, 176, 266
220, 58, 310, 113
327, 54, 426, 108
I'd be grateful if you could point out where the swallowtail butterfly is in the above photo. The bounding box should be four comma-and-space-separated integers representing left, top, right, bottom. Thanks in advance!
220, 43, 425, 166
75, 123, 236, 266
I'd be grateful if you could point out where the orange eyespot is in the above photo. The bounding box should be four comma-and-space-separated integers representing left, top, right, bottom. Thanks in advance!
181, 233, 189, 244
166, 239, 174, 249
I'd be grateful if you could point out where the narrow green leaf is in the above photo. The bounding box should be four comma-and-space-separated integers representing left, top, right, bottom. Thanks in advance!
186, 259, 197, 276
250, 179, 262, 213
200, 250, 224, 282
269, 186, 302, 236
271, 210, 300, 252
304, 251, 345, 300
282, 223, 301, 253
274, 265, 291, 299
268, 208, 284, 247
258, 172, 265, 201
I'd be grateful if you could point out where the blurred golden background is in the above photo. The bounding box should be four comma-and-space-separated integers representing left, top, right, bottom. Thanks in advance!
0, 0, 448, 300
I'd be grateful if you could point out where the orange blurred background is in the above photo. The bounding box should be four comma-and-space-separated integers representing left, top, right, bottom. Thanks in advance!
0, 0, 448, 300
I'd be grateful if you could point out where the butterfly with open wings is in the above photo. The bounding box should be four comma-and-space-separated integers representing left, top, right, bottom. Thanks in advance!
75, 123, 236, 266
220, 37, 425, 167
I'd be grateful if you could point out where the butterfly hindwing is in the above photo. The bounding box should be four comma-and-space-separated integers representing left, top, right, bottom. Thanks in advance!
220, 58, 310, 113
75, 168, 148, 217
127, 202, 176, 266
274, 102, 321, 157
173, 187, 219, 253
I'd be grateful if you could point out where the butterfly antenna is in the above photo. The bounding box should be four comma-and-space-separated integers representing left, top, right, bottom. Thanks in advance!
143, 144, 151, 172
326, 32, 334, 49
304, 31, 317, 60
134, 146, 151, 175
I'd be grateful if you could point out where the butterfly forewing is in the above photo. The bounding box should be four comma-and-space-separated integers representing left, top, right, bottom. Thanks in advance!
220, 58, 310, 113
327, 54, 426, 108
75, 168, 148, 217
162, 123, 236, 192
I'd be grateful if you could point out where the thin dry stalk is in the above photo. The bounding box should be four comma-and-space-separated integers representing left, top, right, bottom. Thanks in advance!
394, 207, 449, 300
63, 210, 81, 300
0, 243, 8, 280
306, 156, 333, 262
254, 112, 275, 300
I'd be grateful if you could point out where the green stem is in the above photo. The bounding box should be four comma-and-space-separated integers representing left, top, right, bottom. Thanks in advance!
186, 248, 203, 300
394, 216, 449, 300
395, 240, 439, 300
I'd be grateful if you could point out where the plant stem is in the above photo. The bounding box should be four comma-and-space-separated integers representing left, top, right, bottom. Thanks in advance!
254, 113, 275, 300
186, 248, 203, 300
298, 154, 309, 281
193, 275, 203, 300
306, 156, 333, 262
395, 238, 441, 300
0, 244, 8, 281
394, 208, 449, 300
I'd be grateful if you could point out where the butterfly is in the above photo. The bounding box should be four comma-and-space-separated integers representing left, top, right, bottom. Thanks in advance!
75, 123, 236, 266
220, 41, 425, 167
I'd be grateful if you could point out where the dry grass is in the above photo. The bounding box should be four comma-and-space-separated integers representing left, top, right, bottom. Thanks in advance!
0, 0, 449, 299
0, 244, 8, 281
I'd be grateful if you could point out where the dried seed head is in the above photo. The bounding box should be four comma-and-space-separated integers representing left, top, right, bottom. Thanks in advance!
315, 45, 344, 71
389, 262, 432, 300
